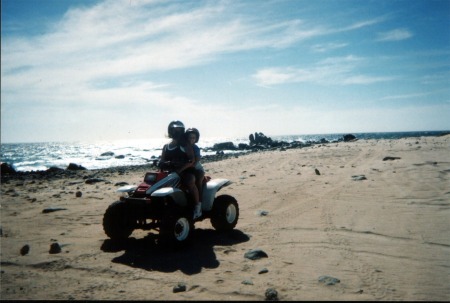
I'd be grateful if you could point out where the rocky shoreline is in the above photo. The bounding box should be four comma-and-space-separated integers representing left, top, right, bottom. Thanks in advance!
1, 132, 358, 181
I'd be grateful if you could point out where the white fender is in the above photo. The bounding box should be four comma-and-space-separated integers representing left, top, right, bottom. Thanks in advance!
202, 178, 231, 211
151, 187, 188, 207
116, 185, 138, 193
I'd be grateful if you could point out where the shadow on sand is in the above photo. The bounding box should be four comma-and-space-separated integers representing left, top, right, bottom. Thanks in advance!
101, 228, 250, 275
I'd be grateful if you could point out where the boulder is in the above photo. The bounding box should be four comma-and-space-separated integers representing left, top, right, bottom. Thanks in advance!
343, 134, 357, 142
212, 142, 236, 151
67, 163, 87, 170
1, 163, 16, 174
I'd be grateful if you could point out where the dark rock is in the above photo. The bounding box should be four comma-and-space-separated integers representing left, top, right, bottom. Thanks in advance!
242, 279, 254, 285
259, 268, 269, 274
343, 134, 357, 142
212, 142, 236, 151
85, 178, 107, 184
249, 133, 255, 144
67, 163, 87, 170
318, 275, 340, 285
173, 282, 186, 293
383, 156, 401, 161
351, 175, 367, 181
75, 191, 82, 198
244, 249, 268, 260
100, 152, 115, 157
238, 143, 251, 149
265, 288, 279, 301
46, 167, 64, 173
20, 244, 30, 256
49, 243, 62, 254
1, 163, 16, 174
115, 182, 129, 186
115, 155, 125, 159
315, 168, 321, 175
42, 207, 67, 213
258, 210, 269, 216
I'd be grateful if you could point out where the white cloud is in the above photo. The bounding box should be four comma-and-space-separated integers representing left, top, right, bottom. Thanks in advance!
376, 28, 413, 42
311, 42, 348, 53
253, 55, 393, 86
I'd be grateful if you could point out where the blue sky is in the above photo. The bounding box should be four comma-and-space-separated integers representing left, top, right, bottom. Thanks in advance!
1, 0, 449, 143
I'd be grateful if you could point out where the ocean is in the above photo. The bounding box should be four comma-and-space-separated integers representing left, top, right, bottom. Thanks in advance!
1, 131, 448, 172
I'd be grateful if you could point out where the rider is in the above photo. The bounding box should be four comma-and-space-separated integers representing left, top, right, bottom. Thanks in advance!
159, 121, 202, 220
185, 128, 205, 207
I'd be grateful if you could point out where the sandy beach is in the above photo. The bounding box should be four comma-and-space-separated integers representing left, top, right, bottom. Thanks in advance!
1, 135, 449, 301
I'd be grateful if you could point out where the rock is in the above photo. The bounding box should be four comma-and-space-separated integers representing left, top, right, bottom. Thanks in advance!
383, 156, 401, 161
115, 155, 125, 159
318, 275, 340, 285
42, 207, 67, 213
265, 288, 279, 301
100, 152, 114, 157
75, 191, 82, 198
259, 268, 269, 274
351, 175, 367, 181
242, 279, 254, 285
343, 134, 357, 142
49, 243, 62, 254
1, 163, 16, 174
115, 182, 129, 186
67, 163, 86, 170
249, 133, 255, 144
212, 142, 236, 151
20, 244, 30, 256
173, 282, 186, 293
315, 168, 321, 175
244, 249, 268, 260
46, 167, 64, 173
85, 178, 107, 184
258, 210, 269, 216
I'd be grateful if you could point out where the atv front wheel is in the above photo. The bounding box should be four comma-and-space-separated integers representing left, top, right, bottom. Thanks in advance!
103, 200, 135, 241
211, 195, 239, 231
159, 209, 193, 247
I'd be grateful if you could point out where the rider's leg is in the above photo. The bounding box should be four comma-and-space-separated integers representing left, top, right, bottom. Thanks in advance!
181, 172, 202, 219
195, 169, 205, 201
182, 172, 199, 203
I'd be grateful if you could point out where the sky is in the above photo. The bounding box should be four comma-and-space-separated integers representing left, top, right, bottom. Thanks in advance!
1, 0, 449, 143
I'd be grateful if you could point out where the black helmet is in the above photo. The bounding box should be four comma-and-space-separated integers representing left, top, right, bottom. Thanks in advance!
185, 128, 200, 143
168, 120, 185, 138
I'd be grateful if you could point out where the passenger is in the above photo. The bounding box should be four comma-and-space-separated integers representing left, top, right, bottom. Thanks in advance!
159, 121, 202, 220
185, 128, 205, 206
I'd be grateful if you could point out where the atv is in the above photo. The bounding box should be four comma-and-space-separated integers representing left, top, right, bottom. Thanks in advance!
102, 163, 239, 247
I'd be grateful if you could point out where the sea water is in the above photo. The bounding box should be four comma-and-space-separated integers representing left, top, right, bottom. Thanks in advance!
1, 131, 448, 172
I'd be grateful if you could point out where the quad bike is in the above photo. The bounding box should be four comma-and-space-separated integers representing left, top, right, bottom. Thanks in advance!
102, 162, 239, 246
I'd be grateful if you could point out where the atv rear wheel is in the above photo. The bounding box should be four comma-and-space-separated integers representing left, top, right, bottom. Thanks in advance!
103, 200, 135, 241
211, 195, 239, 231
159, 209, 193, 247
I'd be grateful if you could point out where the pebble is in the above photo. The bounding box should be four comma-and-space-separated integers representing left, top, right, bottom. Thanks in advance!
20, 244, 30, 256
42, 207, 67, 213
173, 282, 186, 293
49, 243, 62, 254
318, 275, 340, 285
265, 288, 279, 301
351, 175, 367, 181
244, 249, 268, 260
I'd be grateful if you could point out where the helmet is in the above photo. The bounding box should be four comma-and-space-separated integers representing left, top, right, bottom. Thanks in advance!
185, 128, 200, 143
168, 120, 185, 139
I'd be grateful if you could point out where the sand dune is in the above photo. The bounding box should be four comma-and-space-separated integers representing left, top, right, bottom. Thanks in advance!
1, 135, 449, 300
